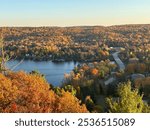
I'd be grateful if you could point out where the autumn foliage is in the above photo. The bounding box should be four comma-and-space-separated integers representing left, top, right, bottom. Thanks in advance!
0, 73, 18, 112
55, 91, 87, 113
91, 68, 99, 76
0, 71, 88, 113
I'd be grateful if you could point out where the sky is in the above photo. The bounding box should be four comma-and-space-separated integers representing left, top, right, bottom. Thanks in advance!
0, 0, 150, 27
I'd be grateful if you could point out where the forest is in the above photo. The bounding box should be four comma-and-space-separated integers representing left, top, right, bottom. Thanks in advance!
0, 24, 150, 113
1, 25, 149, 62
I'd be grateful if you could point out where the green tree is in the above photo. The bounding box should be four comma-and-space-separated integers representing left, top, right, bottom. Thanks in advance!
106, 81, 150, 113
64, 85, 76, 96
99, 70, 105, 78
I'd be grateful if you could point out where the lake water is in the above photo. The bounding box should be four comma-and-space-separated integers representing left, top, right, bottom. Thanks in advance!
6, 60, 78, 86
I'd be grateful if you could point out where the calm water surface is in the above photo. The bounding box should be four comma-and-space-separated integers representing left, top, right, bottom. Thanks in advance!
7, 60, 78, 86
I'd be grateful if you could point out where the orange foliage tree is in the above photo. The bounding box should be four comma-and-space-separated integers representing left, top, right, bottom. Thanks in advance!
0, 71, 88, 113
91, 68, 99, 76
4, 71, 56, 112
54, 91, 87, 113
0, 73, 18, 112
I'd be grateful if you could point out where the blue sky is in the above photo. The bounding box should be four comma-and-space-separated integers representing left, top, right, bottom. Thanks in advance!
0, 0, 150, 26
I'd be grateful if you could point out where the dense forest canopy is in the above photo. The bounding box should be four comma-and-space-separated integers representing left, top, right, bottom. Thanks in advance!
0, 24, 150, 61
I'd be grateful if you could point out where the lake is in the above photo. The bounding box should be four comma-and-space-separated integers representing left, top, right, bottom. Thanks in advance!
6, 60, 78, 86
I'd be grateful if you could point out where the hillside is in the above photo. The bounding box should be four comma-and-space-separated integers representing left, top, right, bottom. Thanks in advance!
0, 24, 150, 61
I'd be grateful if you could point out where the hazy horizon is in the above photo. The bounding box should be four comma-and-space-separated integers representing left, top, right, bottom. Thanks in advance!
1, 23, 150, 28
1, 0, 150, 27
